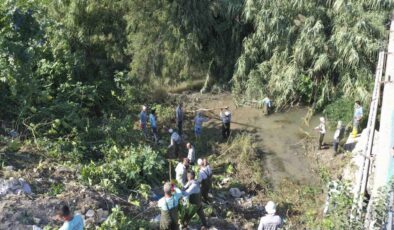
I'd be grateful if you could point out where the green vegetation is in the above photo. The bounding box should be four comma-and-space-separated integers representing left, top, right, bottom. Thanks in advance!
233, 0, 392, 110
0, 0, 393, 229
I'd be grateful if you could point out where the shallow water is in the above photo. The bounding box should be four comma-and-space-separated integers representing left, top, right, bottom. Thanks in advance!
196, 93, 330, 187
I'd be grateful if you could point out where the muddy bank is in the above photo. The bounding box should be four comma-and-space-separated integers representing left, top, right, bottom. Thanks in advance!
185, 93, 329, 188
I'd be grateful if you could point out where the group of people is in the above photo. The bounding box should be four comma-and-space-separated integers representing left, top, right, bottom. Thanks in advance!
159, 157, 212, 229
140, 102, 233, 145
314, 100, 363, 153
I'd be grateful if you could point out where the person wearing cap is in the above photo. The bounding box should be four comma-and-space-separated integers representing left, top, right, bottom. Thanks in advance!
314, 117, 326, 150
194, 112, 209, 139
257, 201, 283, 230
182, 171, 208, 229
176, 102, 184, 136
168, 128, 182, 158
220, 107, 231, 139
175, 158, 189, 187
139, 105, 148, 138
333, 121, 345, 154
186, 142, 195, 165
158, 182, 183, 230
197, 158, 212, 203
56, 204, 84, 230
149, 109, 159, 143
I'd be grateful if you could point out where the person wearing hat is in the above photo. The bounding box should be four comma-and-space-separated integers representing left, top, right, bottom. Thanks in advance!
168, 128, 182, 158
149, 109, 159, 143
314, 117, 326, 150
220, 107, 231, 139
197, 158, 212, 203
176, 102, 184, 136
257, 201, 283, 230
333, 121, 345, 154
139, 105, 148, 138
194, 112, 210, 139
182, 171, 208, 229
175, 158, 189, 187
158, 182, 183, 230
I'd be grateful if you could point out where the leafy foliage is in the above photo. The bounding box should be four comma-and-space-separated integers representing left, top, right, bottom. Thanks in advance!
99, 206, 154, 230
80, 145, 165, 194
233, 0, 392, 110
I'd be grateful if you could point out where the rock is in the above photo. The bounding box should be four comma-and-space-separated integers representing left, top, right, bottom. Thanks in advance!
0, 177, 32, 197
150, 214, 160, 223
229, 188, 245, 198
85, 209, 95, 218
242, 222, 254, 230
96, 208, 109, 223
33, 217, 41, 224
32, 225, 42, 230
4, 166, 14, 171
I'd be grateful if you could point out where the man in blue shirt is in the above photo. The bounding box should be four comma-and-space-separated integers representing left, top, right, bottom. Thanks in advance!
194, 112, 209, 139
176, 103, 184, 136
139, 105, 148, 138
56, 204, 84, 230
150, 109, 159, 143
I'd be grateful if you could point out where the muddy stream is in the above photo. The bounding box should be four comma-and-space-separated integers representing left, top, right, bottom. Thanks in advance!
190, 93, 330, 188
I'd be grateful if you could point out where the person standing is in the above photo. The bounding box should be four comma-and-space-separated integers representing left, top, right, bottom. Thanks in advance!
262, 97, 272, 115
257, 201, 283, 230
182, 171, 208, 229
194, 112, 209, 139
176, 102, 184, 136
353, 100, 363, 136
186, 142, 195, 165
315, 117, 326, 150
139, 105, 148, 138
158, 182, 183, 230
149, 109, 159, 143
197, 158, 213, 203
168, 129, 182, 158
333, 121, 344, 154
220, 107, 231, 139
56, 204, 84, 230
175, 158, 189, 187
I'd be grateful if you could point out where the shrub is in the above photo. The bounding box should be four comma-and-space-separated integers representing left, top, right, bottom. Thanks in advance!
80, 145, 165, 194
323, 98, 355, 129
99, 206, 154, 230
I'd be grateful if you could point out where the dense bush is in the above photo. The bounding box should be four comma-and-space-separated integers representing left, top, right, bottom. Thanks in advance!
80, 145, 165, 194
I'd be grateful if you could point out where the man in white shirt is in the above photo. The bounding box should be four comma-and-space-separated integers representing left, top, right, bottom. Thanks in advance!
314, 117, 326, 150
168, 128, 182, 158
197, 158, 212, 203
175, 158, 189, 187
186, 142, 195, 165
333, 121, 344, 154
258, 201, 282, 230
182, 171, 208, 228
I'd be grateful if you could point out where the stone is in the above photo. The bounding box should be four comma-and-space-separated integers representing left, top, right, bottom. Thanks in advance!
150, 214, 160, 223
85, 209, 95, 218
4, 166, 14, 171
96, 208, 109, 223
33, 217, 41, 224
229, 188, 245, 198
